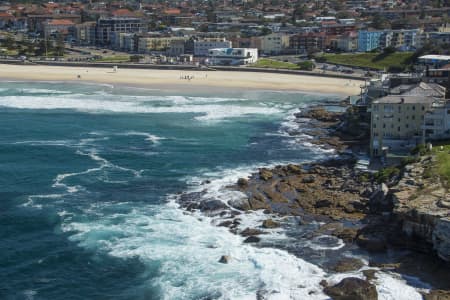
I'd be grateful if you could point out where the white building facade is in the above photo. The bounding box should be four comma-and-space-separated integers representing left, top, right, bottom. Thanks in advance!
207, 48, 258, 65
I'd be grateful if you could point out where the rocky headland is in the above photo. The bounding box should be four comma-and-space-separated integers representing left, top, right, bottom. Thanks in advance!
177, 103, 450, 299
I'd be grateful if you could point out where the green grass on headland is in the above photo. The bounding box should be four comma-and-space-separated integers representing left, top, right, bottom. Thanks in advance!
318, 52, 414, 71
251, 58, 300, 70
432, 142, 450, 186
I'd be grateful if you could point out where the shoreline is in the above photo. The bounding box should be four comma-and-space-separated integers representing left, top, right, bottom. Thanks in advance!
0, 63, 363, 96
176, 102, 450, 299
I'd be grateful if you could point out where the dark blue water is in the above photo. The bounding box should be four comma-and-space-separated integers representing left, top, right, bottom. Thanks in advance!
0, 82, 423, 300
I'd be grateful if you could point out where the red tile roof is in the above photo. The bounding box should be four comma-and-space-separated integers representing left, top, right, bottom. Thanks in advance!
112, 8, 135, 17
47, 19, 75, 26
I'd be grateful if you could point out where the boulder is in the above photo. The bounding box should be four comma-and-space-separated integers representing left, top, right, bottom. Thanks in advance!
332, 227, 358, 243
218, 255, 231, 264
259, 168, 273, 181
218, 220, 233, 227
331, 257, 365, 273
262, 219, 280, 228
243, 236, 261, 243
248, 196, 269, 210
287, 164, 303, 174
237, 178, 248, 187
228, 198, 251, 211
240, 227, 265, 236
324, 277, 378, 300
199, 199, 227, 212
314, 199, 333, 208
302, 175, 316, 184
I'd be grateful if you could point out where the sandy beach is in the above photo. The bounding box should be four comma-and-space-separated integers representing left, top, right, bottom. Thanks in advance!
0, 64, 363, 95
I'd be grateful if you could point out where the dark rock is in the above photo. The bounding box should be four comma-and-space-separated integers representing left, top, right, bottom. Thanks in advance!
218, 220, 233, 227
332, 227, 358, 243
199, 199, 227, 212
331, 258, 365, 273
324, 277, 378, 300
262, 219, 280, 228
320, 280, 328, 287
240, 227, 265, 236
218, 255, 231, 264
237, 178, 248, 187
302, 175, 316, 183
314, 199, 333, 208
243, 236, 261, 243
356, 233, 387, 252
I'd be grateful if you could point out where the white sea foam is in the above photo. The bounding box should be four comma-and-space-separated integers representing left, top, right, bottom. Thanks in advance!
61, 201, 329, 299
117, 131, 165, 144
0, 96, 282, 121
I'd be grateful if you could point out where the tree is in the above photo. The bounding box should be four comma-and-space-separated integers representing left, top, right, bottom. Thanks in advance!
55, 33, 65, 57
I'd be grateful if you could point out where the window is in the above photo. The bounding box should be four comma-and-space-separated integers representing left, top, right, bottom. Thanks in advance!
383, 123, 386, 128
422, 106, 425, 111
398, 126, 401, 131
412, 115, 415, 120
412, 106, 416, 111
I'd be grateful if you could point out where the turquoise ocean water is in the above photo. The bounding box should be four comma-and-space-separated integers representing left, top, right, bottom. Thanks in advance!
0, 81, 426, 299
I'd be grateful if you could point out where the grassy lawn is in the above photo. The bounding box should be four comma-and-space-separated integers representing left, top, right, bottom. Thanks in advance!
318, 52, 413, 71
251, 58, 299, 70
432, 142, 450, 186
95, 55, 131, 63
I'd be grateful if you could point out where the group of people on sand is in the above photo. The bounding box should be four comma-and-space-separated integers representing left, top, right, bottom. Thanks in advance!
180, 74, 195, 81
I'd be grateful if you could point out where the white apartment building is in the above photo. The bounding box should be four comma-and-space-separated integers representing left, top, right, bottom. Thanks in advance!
194, 38, 231, 56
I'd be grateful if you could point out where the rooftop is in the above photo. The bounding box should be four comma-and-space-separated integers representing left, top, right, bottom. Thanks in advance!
373, 95, 435, 104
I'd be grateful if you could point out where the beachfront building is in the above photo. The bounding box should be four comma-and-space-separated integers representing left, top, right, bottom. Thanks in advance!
259, 33, 290, 55
137, 36, 186, 54
96, 17, 143, 46
418, 55, 450, 69
74, 22, 96, 45
370, 95, 434, 156
194, 38, 232, 56
207, 48, 258, 65
337, 31, 358, 52
358, 30, 384, 52
423, 100, 450, 141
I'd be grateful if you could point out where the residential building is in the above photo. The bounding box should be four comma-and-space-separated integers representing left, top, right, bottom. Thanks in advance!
358, 30, 384, 52
74, 22, 96, 45
337, 31, 358, 52
138, 36, 186, 53
370, 95, 435, 156
194, 38, 231, 56
96, 17, 143, 46
423, 100, 450, 140
259, 33, 290, 55
207, 48, 258, 65
43, 19, 75, 37
290, 32, 326, 53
